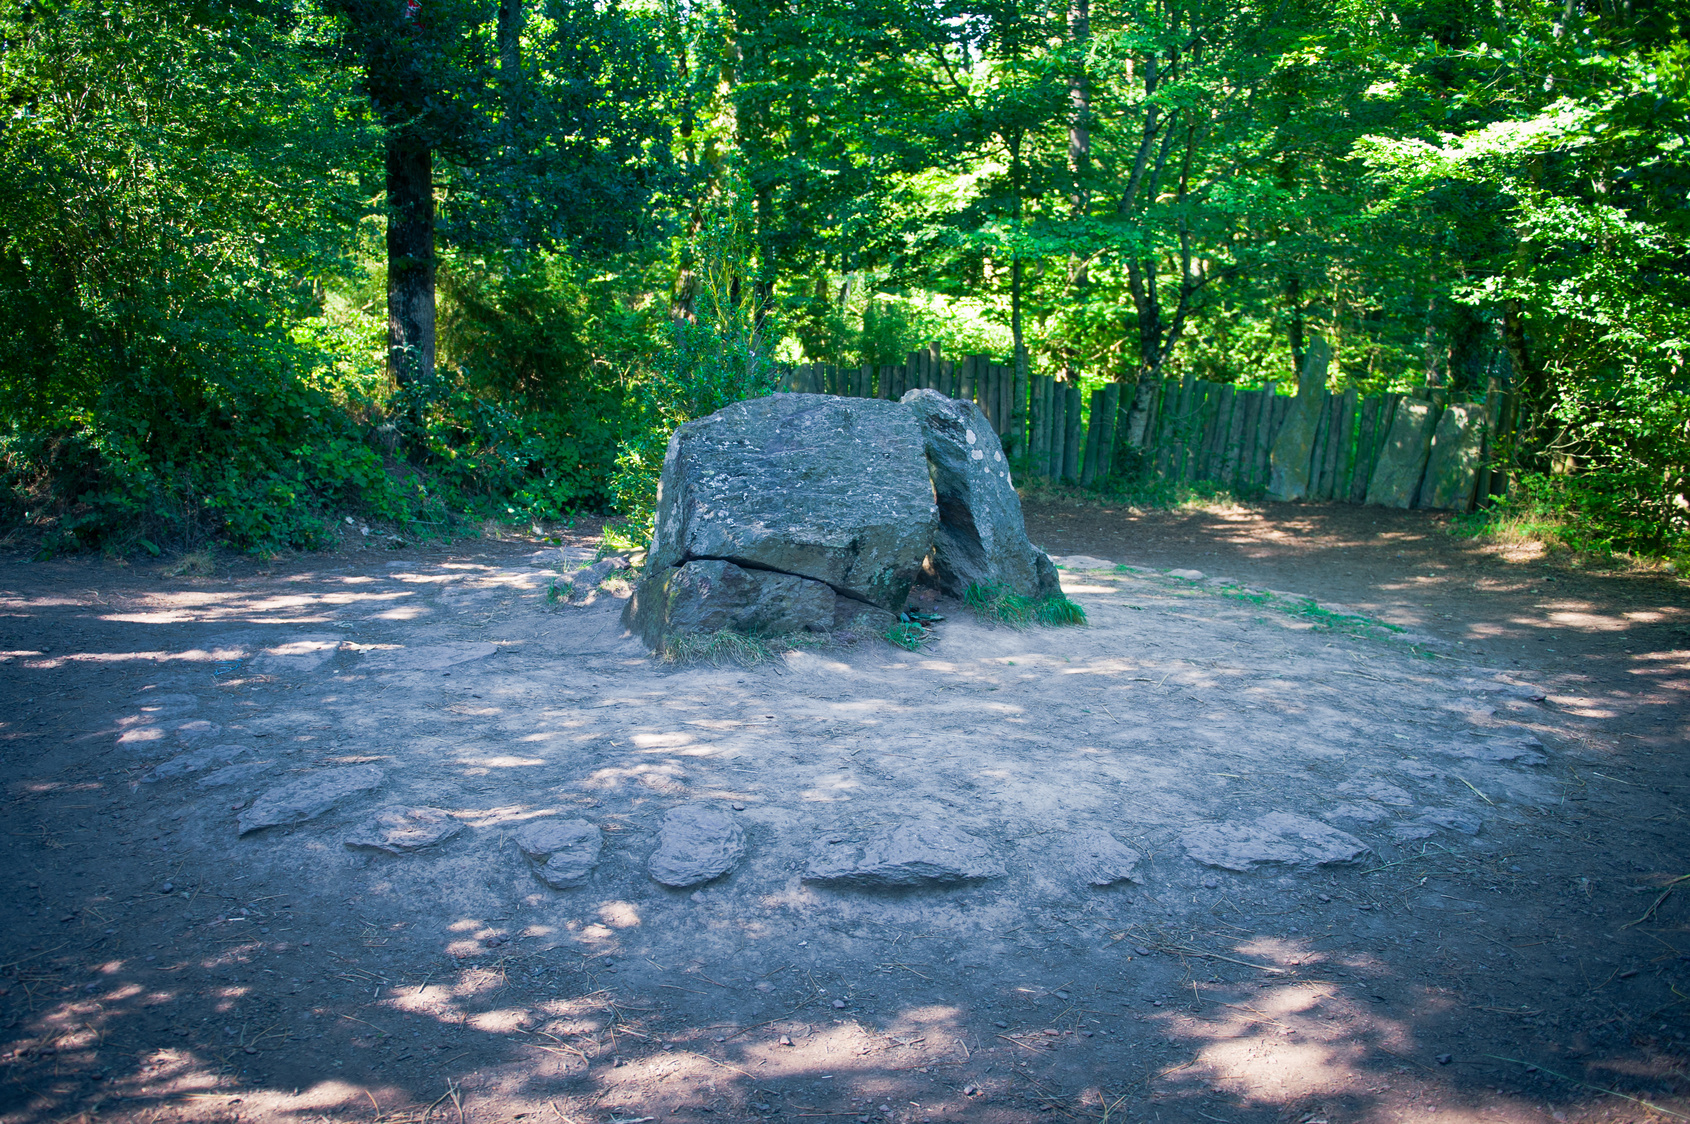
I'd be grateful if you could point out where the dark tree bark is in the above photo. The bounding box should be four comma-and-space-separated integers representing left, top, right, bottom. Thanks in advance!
386, 131, 435, 402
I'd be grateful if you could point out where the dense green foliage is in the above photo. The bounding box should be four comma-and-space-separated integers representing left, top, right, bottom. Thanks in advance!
1, 0, 1684, 557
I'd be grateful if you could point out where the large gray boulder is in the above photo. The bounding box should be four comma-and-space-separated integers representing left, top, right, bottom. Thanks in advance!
627, 394, 936, 648
902, 390, 1059, 599
627, 559, 837, 650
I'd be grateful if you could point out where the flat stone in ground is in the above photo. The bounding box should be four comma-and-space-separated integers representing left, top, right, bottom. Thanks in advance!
804, 823, 1005, 888
253, 635, 343, 675
346, 807, 464, 854
132, 693, 199, 717
173, 719, 222, 743
1181, 812, 1372, 872
1432, 738, 1548, 766
513, 818, 603, 889
359, 642, 498, 673
144, 744, 250, 783
237, 765, 384, 836
648, 804, 745, 888
1051, 555, 1116, 572
197, 762, 273, 788
1067, 828, 1140, 886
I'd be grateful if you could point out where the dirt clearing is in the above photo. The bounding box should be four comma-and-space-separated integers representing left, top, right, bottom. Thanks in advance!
3, 503, 1687, 1124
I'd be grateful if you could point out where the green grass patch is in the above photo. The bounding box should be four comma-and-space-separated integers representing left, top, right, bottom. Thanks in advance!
882, 621, 930, 651
963, 582, 1088, 628
662, 630, 778, 667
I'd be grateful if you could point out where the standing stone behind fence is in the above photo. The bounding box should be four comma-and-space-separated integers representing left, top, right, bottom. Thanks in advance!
1420, 403, 1487, 511
1367, 398, 1442, 508
1266, 338, 1333, 501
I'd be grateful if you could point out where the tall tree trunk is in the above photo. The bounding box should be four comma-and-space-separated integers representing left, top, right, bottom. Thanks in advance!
496, 0, 523, 240
1502, 298, 1551, 467
1066, 0, 1091, 292
1286, 271, 1305, 375
386, 129, 435, 415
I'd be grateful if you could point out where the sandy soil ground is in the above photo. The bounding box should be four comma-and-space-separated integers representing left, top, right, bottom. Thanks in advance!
2, 501, 1687, 1124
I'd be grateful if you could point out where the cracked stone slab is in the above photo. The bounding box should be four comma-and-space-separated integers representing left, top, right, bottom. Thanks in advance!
346, 807, 465, 854
1431, 737, 1548, 766
1066, 828, 1140, 887
513, 818, 603, 889
648, 804, 745, 888
804, 823, 1004, 888
1181, 812, 1372, 873
143, 744, 251, 783
237, 765, 384, 836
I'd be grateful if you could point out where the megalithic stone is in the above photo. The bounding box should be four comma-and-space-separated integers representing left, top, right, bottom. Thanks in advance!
1266, 337, 1332, 501
1419, 402, 1486, 511
1366, 397, 1442, 508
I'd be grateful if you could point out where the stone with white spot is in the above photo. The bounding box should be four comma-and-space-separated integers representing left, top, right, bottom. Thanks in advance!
648, 804, 745, 888
131, 693, 200, 717
513, 818, 603, 889
253, 634, 343, 675
1181, 812, 1372, 873
1067, 828, 1140, 887
1167, 569, 1205, 581
237, 765, 384, 836
173, 719, 222, 744
346, 806, 465, 854
804, 823, 1004, 888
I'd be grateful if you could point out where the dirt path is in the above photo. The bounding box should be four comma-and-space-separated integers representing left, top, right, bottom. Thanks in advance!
2, 507, 1687, 1124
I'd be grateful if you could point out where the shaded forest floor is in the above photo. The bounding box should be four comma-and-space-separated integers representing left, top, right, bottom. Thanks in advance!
2, 501, 1687, 1124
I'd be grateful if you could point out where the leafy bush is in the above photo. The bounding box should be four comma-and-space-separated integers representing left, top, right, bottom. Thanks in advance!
610, 219, 782, 539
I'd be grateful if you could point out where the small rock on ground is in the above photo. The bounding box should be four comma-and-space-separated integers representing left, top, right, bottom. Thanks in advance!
1067, 828, 1140, 886
648, 804, 745, 888
513, 818, 603, 888
804, 823, 1004, 888
345, 806, 464, 854
1181, 812, 1372, 872
237, 765, 384, 836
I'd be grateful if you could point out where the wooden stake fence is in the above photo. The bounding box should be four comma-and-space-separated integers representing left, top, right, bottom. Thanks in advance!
776, 345, 1507, 513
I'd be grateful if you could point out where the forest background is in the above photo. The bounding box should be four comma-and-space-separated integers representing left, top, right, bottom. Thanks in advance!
1, 0, 1685, 561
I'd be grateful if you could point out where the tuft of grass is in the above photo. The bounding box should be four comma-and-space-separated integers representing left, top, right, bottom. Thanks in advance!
882, 621, 929, 651
166, 550, 215, 577
662, 629, 777, 667
963, 582, 1087, 628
